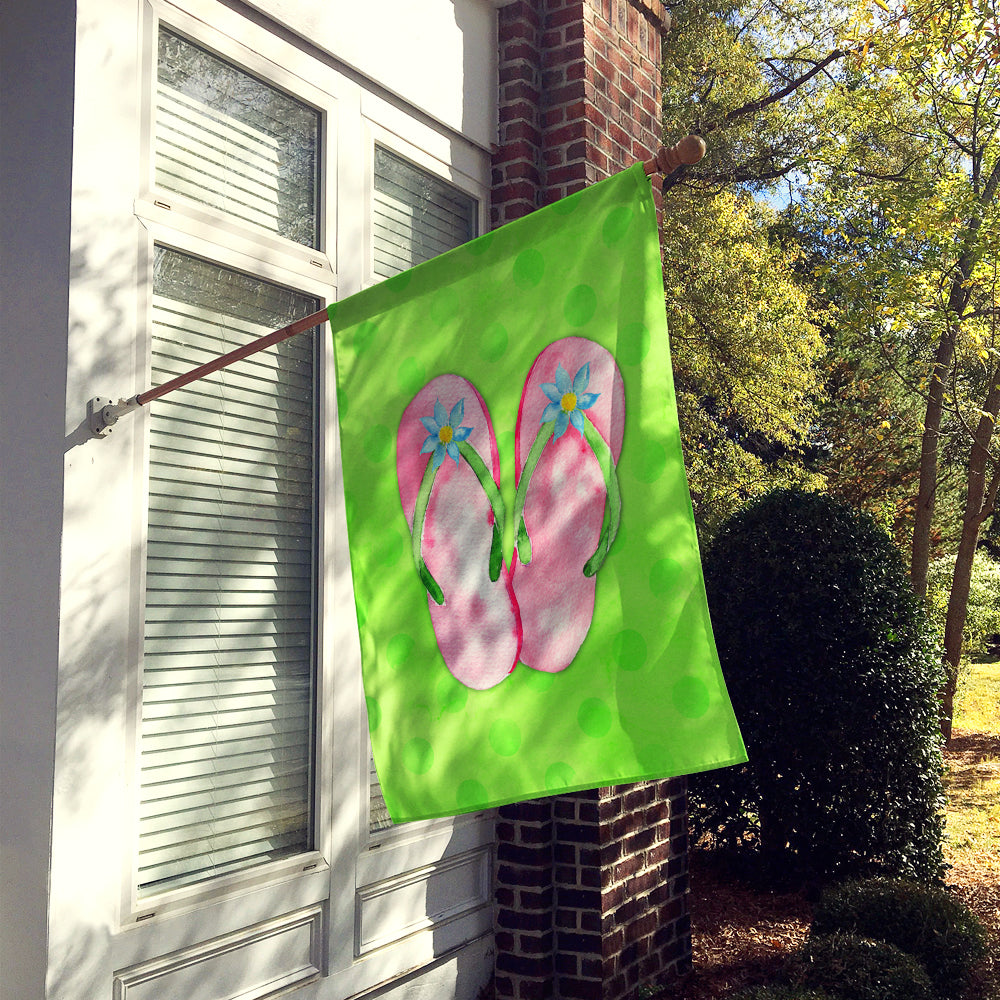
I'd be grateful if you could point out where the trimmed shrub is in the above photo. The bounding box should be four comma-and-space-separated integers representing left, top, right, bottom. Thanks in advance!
691, 489, 946, 881
812, 878, 988, 998
792, 933, 934, 1000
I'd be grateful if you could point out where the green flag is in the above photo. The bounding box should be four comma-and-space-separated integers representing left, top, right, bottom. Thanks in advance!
329, 164, 746, 822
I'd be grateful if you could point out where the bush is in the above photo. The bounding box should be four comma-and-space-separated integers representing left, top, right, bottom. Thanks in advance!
691, 489, 946, 881
791, 933, 934, 1000
811, 878, 988, 998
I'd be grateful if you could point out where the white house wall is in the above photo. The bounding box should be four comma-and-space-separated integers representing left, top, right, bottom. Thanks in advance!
242, 0, 498, 152
0, 1, 77, 996
0, 0, 499, 997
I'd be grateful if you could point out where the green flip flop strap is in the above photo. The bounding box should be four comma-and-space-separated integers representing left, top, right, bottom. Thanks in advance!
582, 416, 621, 576
457, 441, 506, 584
512, 416, 621, 575
409, 444, 506, 605
512, 421, 554, 565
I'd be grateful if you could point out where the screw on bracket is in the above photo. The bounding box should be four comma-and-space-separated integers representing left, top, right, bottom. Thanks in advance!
87, 396, 139, 438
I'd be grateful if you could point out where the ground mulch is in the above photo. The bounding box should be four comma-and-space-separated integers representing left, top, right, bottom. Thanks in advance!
656, 734, 1000, 1000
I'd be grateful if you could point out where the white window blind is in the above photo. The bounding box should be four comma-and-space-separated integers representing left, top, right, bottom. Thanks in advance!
372, 146, 477, 278
138, 248, 319, 896
156, 27, 320, 248
368, 149, 478, 833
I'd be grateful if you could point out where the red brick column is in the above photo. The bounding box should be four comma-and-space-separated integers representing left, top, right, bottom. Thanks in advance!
491, 3, 691, 998
493, 0, 668, 225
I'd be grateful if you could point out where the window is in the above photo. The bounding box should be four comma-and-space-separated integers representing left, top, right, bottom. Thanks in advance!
136, 26, 323, 898
120, 8, 494, 990
372, 145, 477, 278
155, 28, 320, 247
139, 248, 318, 895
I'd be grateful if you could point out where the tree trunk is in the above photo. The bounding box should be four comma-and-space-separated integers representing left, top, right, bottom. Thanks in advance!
910, 328, 956, 598
940, 378, 1000, 741
910, 161, 1000, 596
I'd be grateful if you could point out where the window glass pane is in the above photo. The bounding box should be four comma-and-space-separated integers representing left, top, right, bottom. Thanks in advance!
368, 150, 478, 832
156, 28, 320, 248
139, 246, 318, 895
372, 146, 477, 278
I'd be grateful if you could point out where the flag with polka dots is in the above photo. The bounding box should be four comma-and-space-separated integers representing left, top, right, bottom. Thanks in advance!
329, 164, 746, 822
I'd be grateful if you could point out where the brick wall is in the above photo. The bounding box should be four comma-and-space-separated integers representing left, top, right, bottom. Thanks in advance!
491, 6, 691, 997
492, 0, 668, 226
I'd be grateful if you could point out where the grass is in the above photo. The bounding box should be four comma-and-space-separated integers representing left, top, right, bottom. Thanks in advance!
945, 659, 1000, 868
941, 658, 1000, 1000
955, 658, 1000, 733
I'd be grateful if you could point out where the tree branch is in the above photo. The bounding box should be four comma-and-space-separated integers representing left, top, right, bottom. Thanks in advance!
703, 49, 847, 133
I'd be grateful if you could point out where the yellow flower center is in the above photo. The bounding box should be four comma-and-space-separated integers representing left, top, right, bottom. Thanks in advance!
438, 425, 454, 444
560, 392, 577, 413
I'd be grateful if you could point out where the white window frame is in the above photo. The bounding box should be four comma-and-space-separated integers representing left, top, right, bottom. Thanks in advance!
123, 0, 340, 933
111, 1, 496, 991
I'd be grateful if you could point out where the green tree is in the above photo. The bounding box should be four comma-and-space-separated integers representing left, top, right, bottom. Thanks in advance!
662, 189, 825, 535
660, 1, 844, 534
802, 0, 1000, 736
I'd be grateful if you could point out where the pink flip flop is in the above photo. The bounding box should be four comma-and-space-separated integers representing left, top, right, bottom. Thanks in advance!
512, 338, 625, 673
397, 374, 521, 690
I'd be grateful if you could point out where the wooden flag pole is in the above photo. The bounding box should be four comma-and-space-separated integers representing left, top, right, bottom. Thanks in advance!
88, 137, 706, 437
642, 134, 706, 176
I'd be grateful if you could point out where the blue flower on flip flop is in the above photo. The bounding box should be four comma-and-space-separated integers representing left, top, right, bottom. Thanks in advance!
420, 398, 473, 468
540, 362, 600, 439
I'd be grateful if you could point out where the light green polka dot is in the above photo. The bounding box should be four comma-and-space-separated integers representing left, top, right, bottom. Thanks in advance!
602, 206, 634, 246
634, 439, 667, 483
673, 675, 711, 719
387, 633, 414, 670
513, 249, 545, 289
387, 270, 412, 292
612, 629, 647, 671
373, 527, 403, 568
479, 321, 509, 363
489, 719, 522, 757
430, 287, 459, 326
466, 232, 495, 256
617, 321, 651, 366
397, 356, 427, 396
650, 557, 683, 597
402, 738, 434, 774
353, 321, 378, 356
363, 423, 393, 463
521, 667, 556, 691
578, 697, 613, 737
365, 697, 381, 732
563, 284, 597, 327
457, 779, 489, 810
545, 761, 577, 790
436, 673, 468, 714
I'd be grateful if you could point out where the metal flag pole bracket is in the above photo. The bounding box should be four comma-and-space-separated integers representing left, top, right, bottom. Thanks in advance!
88, 395, 141, 438
86, 139, 705, 440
